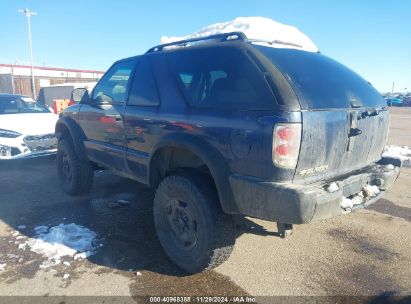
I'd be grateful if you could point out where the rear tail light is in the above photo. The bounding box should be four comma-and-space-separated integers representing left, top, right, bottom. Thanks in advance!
273, 123, 301, 169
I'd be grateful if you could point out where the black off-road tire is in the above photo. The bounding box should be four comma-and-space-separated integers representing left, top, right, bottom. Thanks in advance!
57, 139, 94, 196
153, 171, 235, 273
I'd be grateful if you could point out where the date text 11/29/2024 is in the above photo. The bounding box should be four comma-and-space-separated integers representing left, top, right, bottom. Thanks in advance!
148, 296, 257, 303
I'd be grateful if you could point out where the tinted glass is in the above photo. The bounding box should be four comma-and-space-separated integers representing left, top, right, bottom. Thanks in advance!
167, 46, 275, 109
128, 57, 160, 106
0, 96, 50, 114
255, 46, 385, 109
92, 60, 135, 103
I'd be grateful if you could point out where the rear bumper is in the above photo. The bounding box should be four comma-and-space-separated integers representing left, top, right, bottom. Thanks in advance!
229, 157, 401, 224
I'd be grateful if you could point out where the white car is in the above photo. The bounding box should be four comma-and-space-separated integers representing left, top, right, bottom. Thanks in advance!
0, 94, 59, 160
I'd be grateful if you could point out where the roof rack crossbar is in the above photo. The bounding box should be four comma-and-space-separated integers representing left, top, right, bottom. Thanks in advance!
146, 31, 247, 53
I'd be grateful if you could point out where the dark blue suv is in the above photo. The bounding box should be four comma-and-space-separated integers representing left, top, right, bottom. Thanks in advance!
56, 32, 401, 273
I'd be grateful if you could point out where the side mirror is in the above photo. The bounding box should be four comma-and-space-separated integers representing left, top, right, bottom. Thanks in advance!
71, 88, 90, 103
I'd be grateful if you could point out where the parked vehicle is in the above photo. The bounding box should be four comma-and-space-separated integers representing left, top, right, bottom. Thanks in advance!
385, 97, 404, 107
403, 95, 411, 107
0, 94, 59, 159
56, 32, 401, 273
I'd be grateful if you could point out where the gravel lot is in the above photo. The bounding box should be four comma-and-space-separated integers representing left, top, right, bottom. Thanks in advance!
0, 107, 410, 303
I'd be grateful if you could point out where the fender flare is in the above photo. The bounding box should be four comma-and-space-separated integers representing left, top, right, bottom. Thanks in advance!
55, 116, 88, 160
150, 133, 238, 214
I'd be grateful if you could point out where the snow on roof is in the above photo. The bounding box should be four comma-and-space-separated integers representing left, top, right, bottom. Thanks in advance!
161, 17, 319, 52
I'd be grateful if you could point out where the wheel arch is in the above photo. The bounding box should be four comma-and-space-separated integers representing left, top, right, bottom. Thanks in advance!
149, 133, 238, 214
55, 116, 88, 160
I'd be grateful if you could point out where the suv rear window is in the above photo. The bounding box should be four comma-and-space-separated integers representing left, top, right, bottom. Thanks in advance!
128, 57, 160, 107
254, 46, 385, 109
167, 46, 275, 110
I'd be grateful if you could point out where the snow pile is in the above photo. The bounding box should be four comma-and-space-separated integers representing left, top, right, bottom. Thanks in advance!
20, 223, 97, 268
382, 145, 411, 166
341, 197, 354, 209
340, 185, 380, 210
363, 185, 380, 197
385, 164, 395, 170
161, 17, 319, 52
327, 182, 340, 193
341, 193, 364, 209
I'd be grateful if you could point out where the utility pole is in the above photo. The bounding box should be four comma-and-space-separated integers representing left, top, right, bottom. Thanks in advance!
18, 8, 37, 99
391, 81, 395, 95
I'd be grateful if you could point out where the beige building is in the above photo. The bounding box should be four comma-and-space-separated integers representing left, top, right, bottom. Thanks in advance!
0, 63, 104, 98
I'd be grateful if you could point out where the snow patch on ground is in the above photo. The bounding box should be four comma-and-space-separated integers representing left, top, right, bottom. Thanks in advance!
39, 259, 61, 269
34, 226, 49, 234
74, 251, 93, 260
0, 263, 6, 271
19, 223, 98, 268
161, 17, 319, 52
383, 145, 411, 166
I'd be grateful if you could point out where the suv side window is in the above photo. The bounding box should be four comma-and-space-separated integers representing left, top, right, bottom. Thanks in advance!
92, 60, 135, 104
127, 57, 160, 106
167, 47, 274, 109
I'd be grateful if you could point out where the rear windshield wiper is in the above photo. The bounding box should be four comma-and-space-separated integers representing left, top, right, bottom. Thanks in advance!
350, 99, 362, 108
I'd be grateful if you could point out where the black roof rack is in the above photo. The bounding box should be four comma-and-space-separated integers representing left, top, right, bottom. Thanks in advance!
146, 31, 247, 53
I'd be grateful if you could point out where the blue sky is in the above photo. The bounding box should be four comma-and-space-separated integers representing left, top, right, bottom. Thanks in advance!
0, 0, 409, 92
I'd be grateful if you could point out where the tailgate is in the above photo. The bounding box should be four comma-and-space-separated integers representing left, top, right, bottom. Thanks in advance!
252, 46, 389, 183
294, 109, 389, 183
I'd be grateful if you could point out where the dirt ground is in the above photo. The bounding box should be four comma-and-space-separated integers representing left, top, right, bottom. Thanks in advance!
0, 107, 410, 303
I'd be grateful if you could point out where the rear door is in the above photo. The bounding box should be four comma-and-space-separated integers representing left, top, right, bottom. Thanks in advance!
79, 59, 136, 171
123, 56, 161, 183
255, 46, 388, 183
